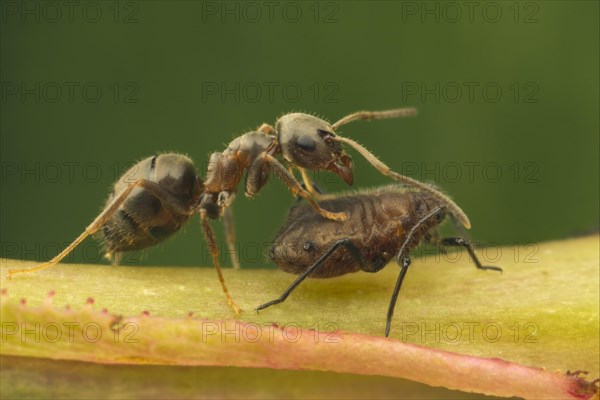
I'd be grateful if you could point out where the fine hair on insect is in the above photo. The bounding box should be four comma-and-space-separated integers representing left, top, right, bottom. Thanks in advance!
7, 107, 471, 317
200, 107, 472, 271
6, 153, 241, 314
257, 184, 502, 337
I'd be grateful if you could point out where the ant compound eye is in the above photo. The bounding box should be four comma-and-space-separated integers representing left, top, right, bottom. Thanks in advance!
316, 129, 336, 141
296, 135, 316, 151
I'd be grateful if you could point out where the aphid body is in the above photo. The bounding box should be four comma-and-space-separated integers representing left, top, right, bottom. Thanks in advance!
259, 185, 501, 336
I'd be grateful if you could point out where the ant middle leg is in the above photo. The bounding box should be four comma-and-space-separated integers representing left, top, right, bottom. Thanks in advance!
199, 209, 243, 314
256, 238, 364, 312
216, 192, 241, 269
440, 237, 503, 273
7, 179, 188, 279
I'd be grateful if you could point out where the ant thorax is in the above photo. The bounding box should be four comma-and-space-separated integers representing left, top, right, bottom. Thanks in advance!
203, 131, 275, 194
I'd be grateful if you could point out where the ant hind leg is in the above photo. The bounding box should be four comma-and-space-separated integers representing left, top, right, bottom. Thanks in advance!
7, 179, 178, 279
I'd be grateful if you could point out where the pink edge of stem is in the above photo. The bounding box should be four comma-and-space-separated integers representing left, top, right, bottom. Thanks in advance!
1, 298, 598, 400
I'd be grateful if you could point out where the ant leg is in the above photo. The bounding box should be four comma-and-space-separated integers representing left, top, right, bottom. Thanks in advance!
257, 123, 276, 135
385, 207, 443, 337
223, 206, 240, 269
256, 238, 364, 312
7, 179, 185, 279
255, 153, 348, 221
199, 209, 243, 314
331, 108, 417, 130
335, 135, 471, 229
440, 237, 503, 273
298, 167, 322, 198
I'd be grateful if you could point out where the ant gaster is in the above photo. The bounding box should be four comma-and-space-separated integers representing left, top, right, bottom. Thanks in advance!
6, 154, 242, 314
257, 184, 502, 337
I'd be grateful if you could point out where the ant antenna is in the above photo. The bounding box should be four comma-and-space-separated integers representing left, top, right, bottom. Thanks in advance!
331, 108, 417, 130
335, 136, 471, 229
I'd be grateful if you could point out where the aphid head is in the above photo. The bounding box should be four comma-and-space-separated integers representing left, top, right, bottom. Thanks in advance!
276, 113, 354, 185
268, 236, 321, 272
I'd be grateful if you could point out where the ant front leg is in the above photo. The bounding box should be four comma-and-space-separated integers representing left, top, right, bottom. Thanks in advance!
247, 153, 348, 221
7, 179, 186, 279
297, 167, 322, 198
440, 237, 503, 273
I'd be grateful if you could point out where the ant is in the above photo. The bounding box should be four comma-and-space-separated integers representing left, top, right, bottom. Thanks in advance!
6, 153, 243, 313
256, 184, 502, 337
201, 107, 472, 270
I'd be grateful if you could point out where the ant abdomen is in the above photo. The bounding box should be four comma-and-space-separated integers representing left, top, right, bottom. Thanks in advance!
101, 153, 203, 254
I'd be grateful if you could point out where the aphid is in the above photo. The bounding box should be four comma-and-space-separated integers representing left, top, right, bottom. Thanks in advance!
201, 107, 471, 269
6, 153, 242, 313
7, 108, 472, 316
256, 185, 502, 337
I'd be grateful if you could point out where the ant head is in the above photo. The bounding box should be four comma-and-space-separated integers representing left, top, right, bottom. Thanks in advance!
276, 113, 354, 185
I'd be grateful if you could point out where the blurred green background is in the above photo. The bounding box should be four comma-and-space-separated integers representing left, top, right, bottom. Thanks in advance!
1, 1, 598, 267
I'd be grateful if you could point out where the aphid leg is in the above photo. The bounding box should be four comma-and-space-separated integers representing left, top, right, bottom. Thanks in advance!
7, 179, 183, 279
440, 237, 503, 273
199, 209, 243, 314
223, 206, 240, 269
424, 230, 448, 256
255, 153, 348, 221
385, 207, 444, 337
331, 108, 417, 130
385, 256, 411, 337
256, 238, 363, 312
335, 135, 472, 229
